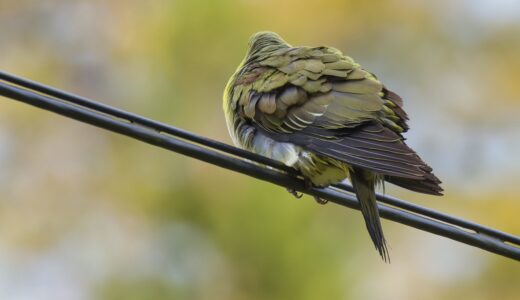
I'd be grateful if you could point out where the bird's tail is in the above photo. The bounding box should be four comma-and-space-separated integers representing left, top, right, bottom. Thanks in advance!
350, 167, 389, 262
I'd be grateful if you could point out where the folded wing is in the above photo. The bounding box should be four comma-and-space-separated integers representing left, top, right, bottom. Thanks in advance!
231, 45, 442, 194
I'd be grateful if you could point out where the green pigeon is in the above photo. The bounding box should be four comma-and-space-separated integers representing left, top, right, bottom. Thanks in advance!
223, 31, 442, 261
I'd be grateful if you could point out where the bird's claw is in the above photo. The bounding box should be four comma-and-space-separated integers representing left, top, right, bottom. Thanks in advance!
287, 180, 327, 204
286, 188, 303, 199
304, 179, 327, 205
314, 196, 328, 205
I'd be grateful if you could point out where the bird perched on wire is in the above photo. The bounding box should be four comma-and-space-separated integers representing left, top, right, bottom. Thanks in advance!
223, 31, 442, 261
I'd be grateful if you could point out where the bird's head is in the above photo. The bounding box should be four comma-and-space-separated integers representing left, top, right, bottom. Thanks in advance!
245, 31, 290, 59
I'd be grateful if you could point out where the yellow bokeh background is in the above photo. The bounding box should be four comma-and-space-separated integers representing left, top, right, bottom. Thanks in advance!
1, 0, 519, 299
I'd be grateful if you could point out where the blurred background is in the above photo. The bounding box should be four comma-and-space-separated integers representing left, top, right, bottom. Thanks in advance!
1, 0, 519, 299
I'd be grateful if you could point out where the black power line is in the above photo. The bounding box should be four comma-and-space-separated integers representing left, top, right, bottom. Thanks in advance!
1, 71, 519, 261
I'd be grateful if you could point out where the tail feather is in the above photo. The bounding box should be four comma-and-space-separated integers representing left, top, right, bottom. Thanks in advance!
350, 167, 389, 262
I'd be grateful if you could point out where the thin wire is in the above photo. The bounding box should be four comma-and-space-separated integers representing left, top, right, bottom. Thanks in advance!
1, 71, 519, 261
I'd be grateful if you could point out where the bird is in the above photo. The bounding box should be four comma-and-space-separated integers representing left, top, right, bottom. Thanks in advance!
223, 31, 442, 261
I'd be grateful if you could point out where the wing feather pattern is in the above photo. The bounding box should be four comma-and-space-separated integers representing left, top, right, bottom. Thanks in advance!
231, 43, 442, 193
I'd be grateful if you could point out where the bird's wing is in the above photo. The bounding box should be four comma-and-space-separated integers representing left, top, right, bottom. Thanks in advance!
231, 46, 440, 187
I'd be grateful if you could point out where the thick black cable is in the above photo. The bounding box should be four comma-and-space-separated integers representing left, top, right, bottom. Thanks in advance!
0, 72, 296, 175
335, 183, 520, 246
2, 71, 519, 247
0, 73, 519, 261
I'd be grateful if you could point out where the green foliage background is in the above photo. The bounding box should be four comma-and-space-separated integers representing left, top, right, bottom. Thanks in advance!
1, 0, 519, 299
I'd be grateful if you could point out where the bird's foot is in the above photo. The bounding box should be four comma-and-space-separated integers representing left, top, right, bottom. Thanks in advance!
287, 179, 328, 204
314, 196, 328, 205
303, 179, 328, 205
286, 188, 303, 199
